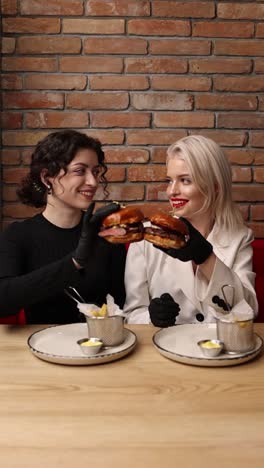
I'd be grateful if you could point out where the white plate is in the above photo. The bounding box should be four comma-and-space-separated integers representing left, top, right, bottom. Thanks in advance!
153, 323, 263, 367
28, 323, 137, 365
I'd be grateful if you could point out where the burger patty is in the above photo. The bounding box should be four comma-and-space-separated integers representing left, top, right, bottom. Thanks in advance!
144, 225, 188, 242
100, 222, 143, 236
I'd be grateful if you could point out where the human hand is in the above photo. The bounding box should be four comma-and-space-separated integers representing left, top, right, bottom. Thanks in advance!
149, 293, 180, 328
73, 202, 120, 267
156, 217, 213, 265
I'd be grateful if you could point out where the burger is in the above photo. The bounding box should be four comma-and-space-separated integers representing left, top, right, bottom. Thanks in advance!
144, 212, 189, 249
99, 206, 144, 244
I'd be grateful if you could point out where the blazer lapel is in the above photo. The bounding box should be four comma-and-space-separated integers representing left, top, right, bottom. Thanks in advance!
165, 255, 201, 310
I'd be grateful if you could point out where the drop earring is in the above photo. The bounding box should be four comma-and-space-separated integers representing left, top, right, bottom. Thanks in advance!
47, 184, 52, 195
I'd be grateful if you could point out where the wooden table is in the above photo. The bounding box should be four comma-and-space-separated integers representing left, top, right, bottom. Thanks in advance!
1, 324, 264, 468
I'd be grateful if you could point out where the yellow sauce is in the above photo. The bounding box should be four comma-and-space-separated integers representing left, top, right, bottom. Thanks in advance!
81, 340, 102, 347
201, 340, 221, 349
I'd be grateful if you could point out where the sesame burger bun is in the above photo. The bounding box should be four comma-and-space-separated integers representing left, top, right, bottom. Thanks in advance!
99, 206, 144, 244
144, 212, 189, 249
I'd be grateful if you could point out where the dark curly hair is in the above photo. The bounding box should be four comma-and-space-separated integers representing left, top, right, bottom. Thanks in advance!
17, 130, 108, 207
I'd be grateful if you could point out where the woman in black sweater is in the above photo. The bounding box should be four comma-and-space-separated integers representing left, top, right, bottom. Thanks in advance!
0, 130, 126, 324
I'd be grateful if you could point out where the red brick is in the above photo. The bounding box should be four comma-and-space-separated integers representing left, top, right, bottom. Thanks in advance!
3, 92, 64, 110
247, 222, 264, 239
25, 74, 87, 90
225, 149, 254, 165
1, 0, 17, 14
1, 74, 22, 90
218, 3, 264, 20
106, 167, 126, 182
214, 76, 264, 92
3, 131, 50, 147
2, 38, 16, 54
251, 133, 264, 147
3, 167, 29, 184
22, 150, 32, 164
215, 40, 264, 56
151, 76, 211, 91
67, 93, 128, 110
128, 19, 190, 36
86, 0, 150, 16
232, 167, 252, 183
3, 18, 60, 33
95, 184, 144, 201
2, 186, 19, 202
131, 93, 192, 110
146, 183, 168, 201
254, 168, 264, 183
91, 112, 151, 128
255, 59, 264, 74
196, 95, 257, 111
63, 19, 124, 34
90, 76, 149, 90
21, 0, 83, 15
150, 39, 211, 55
138, 202, 170, 217
259, 96, 264, 111
2, 149, 21, 165
251, 206, 264, 221
238, 204, 249, 221
154, 112, 214, 128
190, 58, 252, 74
104, 148, 149, 164
83, 130, 125, 145
256, 23, 264, 37
232, 186, 264, 202
151, 148, 167, 163
127, 130, 187, 145
3, 204, 40, 219
84, 38, 147, 54
152, 1, 215, 17
252, 151, 264, 165
17, 37, 81, 54
2, 57, 57, 72
128, 166, 166, 182
1, 112, 22, 129
125, 57, 187, 73
60, 57, 123, 73
25, 112, 89, 129
189, 130, 247, 146
218, 113, 264, 129
193, 21, 253, 37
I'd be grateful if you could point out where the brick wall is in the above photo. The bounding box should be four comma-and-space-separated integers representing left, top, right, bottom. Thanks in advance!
1, 0, 264, 236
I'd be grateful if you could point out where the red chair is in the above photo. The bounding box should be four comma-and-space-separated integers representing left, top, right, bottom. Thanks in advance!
252, 239, 264, 322
0, 309, 26, 325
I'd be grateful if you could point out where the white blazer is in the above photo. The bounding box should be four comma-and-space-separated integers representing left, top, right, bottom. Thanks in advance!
124, 224, 258, 324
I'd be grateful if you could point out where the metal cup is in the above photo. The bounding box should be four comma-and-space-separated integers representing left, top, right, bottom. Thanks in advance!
216, 318, 255, 353
85, 315, 124, 347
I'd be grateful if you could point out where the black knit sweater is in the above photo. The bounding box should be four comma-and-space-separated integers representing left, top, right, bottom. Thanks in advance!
0, 214, 126, 324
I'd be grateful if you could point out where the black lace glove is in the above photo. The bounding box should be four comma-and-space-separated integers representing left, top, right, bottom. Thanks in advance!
73, 202, 120, 268
149, 293, 180, 328
156, 217, 213, 265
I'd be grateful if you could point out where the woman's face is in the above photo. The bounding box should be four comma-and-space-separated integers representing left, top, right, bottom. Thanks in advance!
166, 157, 208, 224
49, 148, 101, 211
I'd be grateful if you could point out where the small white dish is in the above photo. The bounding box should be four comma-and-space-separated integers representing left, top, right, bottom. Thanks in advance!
77, 337, 103, 356
28, 323, 137, 365
197, 339, 224, 357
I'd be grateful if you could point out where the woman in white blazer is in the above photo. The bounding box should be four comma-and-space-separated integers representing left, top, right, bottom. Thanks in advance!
124, 135, 258, 326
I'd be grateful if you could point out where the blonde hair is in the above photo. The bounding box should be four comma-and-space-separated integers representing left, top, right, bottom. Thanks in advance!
166, 135, 244, 236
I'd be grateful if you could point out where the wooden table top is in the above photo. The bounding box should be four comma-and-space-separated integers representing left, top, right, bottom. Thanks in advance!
1, 323, 264, 468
